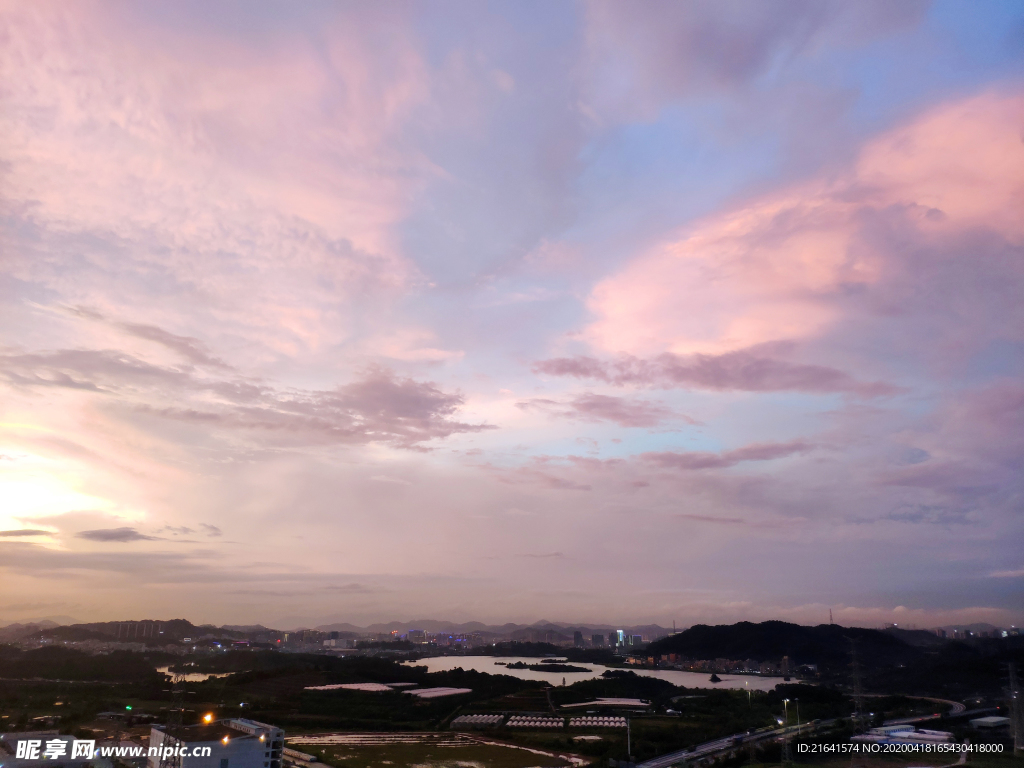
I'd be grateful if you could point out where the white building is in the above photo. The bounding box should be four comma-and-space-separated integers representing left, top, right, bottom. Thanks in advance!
147, 719, 283, 768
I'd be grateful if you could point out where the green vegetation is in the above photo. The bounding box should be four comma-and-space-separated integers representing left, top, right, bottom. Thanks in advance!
186, 655, 546, 732
0, 645, 167, 683
868, 639, 1024, 699
0, 677, 168, 736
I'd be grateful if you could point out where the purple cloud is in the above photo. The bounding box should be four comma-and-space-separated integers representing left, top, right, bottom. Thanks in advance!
674, 514, 746, 525
517, 392, 691, 428
642, 440, 815, 470
0, 349, 492, 449
535, 350, 894, 396
76, 527, 158, 542
583, 0, 927, 117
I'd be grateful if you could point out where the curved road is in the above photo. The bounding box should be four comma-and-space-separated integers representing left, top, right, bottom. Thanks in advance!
639, 696, 966, 768
870, 695, 965, 724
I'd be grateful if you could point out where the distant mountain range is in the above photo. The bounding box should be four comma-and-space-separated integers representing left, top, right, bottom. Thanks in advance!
0, 621, 62, 642
5, 616, 996, 659
311, 619, 673, 641
0, 616, 673, 644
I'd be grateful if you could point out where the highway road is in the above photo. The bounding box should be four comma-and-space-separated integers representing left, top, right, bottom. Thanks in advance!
638, 693, 967, 768
637, 720, 836, 768
872, 695, 965, 725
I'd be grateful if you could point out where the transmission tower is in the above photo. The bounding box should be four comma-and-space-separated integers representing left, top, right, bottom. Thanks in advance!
1010, 663, 1023, 756
848, 638, 865, 732
160, 675, 187, 768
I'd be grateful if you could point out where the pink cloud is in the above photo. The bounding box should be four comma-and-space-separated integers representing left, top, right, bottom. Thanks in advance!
0, 4, 435, 356
581, 92, 1024, 358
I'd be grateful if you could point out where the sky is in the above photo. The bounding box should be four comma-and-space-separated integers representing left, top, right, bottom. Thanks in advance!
1, 0, 1023, 630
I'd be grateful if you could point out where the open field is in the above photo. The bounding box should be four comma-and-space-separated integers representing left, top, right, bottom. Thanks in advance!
288, 732, 582, 768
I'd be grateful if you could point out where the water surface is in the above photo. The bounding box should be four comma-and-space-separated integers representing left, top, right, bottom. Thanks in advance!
156, 666, 232, 682
403, 656, 779, 691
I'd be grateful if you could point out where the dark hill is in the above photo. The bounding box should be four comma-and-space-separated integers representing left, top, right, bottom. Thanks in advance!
32, 626, 112, 642
648, 621, 922, 670
60, 618, 247, 644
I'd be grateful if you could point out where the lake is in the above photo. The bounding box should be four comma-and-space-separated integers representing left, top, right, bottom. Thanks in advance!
156, 666, 232, 682
403, 656, 780, 691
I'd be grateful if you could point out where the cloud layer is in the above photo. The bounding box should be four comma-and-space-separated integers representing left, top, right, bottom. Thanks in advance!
1, 2, 1022, 627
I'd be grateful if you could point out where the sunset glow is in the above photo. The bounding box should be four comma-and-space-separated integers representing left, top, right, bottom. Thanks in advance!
1, 1, 1022, 629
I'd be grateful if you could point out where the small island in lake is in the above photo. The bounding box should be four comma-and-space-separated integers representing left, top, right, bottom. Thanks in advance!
709, 673, 722, 683
505, 661, 590, 673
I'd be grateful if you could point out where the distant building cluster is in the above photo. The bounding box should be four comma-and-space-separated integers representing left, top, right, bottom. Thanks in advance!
573, 629, 650, 649
301, 625, 662, 654
939, 627, 1020, 639
626, 653, 817, 678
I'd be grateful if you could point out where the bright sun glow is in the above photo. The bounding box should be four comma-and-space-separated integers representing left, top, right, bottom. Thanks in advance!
0, 475, 113, 530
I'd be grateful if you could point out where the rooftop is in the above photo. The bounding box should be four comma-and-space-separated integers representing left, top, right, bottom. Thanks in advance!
157, 722, 260, 743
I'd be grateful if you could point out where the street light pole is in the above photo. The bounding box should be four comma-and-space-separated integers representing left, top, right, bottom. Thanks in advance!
783, 699, 792, 764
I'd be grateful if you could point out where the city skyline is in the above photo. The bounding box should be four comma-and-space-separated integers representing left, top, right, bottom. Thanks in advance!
1, 1, 1023, 629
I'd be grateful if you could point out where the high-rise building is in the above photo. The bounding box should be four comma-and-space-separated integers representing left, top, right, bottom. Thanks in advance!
592, 634, 604, 647
573, 631, 584, 647
616, 630, 625, 645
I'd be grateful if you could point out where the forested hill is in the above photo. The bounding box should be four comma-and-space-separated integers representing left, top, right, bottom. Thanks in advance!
647, 621, 923, 668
